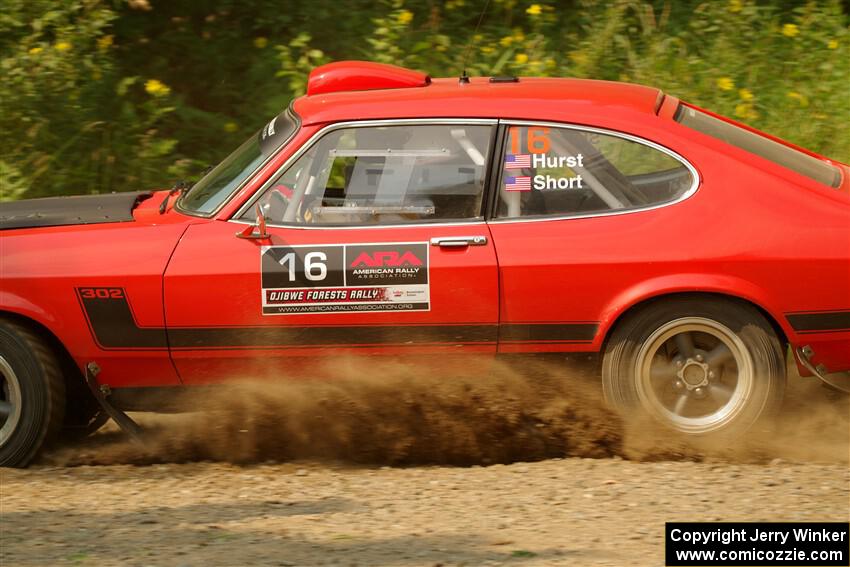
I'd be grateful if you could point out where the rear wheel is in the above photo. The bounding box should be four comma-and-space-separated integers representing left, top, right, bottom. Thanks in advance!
0, 319, 65, 467
602, 298, 785, 438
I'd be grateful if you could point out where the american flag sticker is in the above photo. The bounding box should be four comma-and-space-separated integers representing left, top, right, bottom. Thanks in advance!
505, 176, 531, 191
505, 154, 531, 169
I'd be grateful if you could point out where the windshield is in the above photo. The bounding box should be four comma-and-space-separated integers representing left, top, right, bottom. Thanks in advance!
179, 110, 299, 214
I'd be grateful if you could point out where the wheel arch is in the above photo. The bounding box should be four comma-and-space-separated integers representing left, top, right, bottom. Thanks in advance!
0, 308, 93, 416
598, 286, 790, 357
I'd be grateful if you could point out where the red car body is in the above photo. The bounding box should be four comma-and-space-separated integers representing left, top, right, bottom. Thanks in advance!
1, 61, 848, 434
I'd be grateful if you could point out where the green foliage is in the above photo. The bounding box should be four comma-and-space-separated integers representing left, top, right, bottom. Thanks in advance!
0, 0, 186, 199
1, 0, 847, 200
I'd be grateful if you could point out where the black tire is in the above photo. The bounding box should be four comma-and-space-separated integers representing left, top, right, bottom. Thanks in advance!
0, 319, 65, 467
602, 297, 785, 438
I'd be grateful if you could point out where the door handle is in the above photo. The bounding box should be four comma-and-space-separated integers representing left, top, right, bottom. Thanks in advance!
430, 235, 488, 248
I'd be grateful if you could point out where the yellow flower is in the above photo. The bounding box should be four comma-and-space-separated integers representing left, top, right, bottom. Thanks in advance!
545, 57, 556, 69
253, 37, 268, 49
716, 77, 735, 91
54, 41, 72, 52
480, 45, 495, 54
397, 9, 413, 25
515, 53, 529, 64
97, 35, 114, 50
827, 39, 838, 49
569, 52, 589, 65
526, 4, 542, 16
734, 103, 749, 118
499, 36, 513, 47
786, 91, 808, 106
512, 30, 525, 42
728, 0, 742, 12
144, 79, 171, 97
28, 46, 43, 55
738, 88, 753, 101
781, 23, 799, 38
224, 122, 238, 133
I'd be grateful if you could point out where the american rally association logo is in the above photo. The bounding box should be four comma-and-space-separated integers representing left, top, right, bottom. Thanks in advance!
347, 247, 426, 282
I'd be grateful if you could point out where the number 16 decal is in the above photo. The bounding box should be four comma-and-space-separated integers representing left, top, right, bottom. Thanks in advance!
277, 251, 329, 283
508, 126, 550, 154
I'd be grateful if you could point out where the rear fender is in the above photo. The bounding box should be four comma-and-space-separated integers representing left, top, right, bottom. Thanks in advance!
597, 273, 795, 349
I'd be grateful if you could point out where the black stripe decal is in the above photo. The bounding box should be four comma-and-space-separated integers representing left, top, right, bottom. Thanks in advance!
499, 323, 597, 343
168, 325, 497, 349
786, 310, 850, 333
77, 288, 598, 350
78, 291, 168, 349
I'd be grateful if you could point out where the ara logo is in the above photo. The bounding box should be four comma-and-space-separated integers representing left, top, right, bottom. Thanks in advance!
349, 250, 423, 268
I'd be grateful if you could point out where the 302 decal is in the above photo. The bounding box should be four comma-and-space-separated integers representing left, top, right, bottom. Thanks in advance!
78, 287, 125, 299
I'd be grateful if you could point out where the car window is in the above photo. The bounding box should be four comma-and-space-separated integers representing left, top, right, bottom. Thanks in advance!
245, 123, 494, 226
496, 125, 695, 219
675, 104, 841, 188
180, 109, 299, 215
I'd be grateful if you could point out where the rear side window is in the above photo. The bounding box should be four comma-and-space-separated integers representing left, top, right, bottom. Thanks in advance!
496, 125, 696, 219
675, 104, 841, 188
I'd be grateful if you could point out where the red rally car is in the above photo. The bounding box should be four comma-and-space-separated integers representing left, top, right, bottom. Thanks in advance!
1, 61, 849, 466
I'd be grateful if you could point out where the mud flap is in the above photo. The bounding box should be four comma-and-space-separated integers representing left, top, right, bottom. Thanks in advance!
795, 346, 850, 394
85, 362, 145, 442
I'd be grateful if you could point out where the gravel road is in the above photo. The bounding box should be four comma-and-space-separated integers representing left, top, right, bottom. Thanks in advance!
1, 362, 848, 567
2, 459, 848, 567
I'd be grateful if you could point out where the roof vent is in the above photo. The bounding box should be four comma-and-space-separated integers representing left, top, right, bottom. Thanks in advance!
307, 61, 431, 96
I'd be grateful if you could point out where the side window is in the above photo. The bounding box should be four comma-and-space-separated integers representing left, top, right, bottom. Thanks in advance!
497, 125, 695, 219
246, 123, 494, 226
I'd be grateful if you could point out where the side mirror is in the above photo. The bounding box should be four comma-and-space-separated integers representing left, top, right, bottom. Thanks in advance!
236, 204, 270, 240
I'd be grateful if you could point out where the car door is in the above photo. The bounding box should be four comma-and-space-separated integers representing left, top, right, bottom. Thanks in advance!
163, 120, 500, 383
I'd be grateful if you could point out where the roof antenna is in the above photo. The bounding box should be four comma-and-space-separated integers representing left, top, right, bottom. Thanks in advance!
459, 0, 491, 84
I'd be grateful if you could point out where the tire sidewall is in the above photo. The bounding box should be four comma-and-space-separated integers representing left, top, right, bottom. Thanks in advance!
0, 324, 56, 466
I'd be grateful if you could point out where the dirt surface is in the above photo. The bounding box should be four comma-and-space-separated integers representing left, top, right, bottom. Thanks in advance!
2, 459, 848, 567
1, 359, 848, 566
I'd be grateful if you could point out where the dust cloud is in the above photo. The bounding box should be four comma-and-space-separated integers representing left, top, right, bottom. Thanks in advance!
623, 362, 850, 464
42, 355, 848, 467
45, 356, 622, 466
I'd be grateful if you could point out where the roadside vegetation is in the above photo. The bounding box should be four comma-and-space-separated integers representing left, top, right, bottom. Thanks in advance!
1, 0, 847, 200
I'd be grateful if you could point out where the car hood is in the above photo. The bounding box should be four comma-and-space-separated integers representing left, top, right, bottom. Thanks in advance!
0, 191, 152, 230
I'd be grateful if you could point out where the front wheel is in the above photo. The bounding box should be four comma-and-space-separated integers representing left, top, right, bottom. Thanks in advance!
0, 319, 65, 467
602, 298, 785, 438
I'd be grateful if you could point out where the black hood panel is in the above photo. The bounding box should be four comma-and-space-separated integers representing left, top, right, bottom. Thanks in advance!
0, 191, 152, 230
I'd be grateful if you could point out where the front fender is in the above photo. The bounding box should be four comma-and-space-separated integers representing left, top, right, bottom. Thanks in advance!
0, 290, 66, 339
